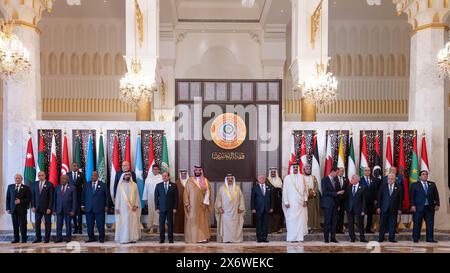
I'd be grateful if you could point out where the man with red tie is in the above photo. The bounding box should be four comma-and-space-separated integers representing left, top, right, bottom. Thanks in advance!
54, 175, 77, 243
31, 171, 54, 243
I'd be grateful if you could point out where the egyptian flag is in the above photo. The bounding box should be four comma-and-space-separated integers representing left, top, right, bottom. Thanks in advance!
385, 133, 393, 175
299, 133, 307, 174
420, 133, 430, 173
397, 133, 410, 210
48, 134, 59, 186
311, 134, 322, 192
373, 133, 382, 179
323, 133, 333, 177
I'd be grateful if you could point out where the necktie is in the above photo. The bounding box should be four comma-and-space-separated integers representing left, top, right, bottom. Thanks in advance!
423, 182, 428, 194
39, 182, 43, 193
164, 183, 168, 193
340, 177, 343, 188
62, 185, 66, 194
367, 177, 371, 186
352, 185, 357, 196
73, 172, 76, 181
15, 185, 19, 192
93, 182, 96, 191
389, 185, 393, 196
261, 184, 265, 196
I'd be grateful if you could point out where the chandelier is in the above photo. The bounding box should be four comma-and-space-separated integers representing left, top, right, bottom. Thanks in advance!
437, 40, 450, 79
0, 22, 31, 78
304, 63, 338, 106
242, 0, 255, 8
119, 58, 156, 108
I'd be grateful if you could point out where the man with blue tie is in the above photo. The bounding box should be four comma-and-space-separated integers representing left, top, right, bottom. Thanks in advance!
410, 170, 440, 243
377, 173, 402, 243
54, 175, 77, 243
155, 172, 178, 244
82, 171, 110, 243
6, 174, 31, 244
31, 171, 54, 243
321, 166, 344, 243
251, 175, 274, 243
345, 175, 367, 242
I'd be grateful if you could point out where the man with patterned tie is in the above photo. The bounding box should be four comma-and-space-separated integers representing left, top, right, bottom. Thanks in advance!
377, 173, 402, 243
410, 170, 440, 243
345, 175, 368, 242
6, 174, 31, 244
54, 175, 77, 243
155, 172, 178, 244
31, 171, 54, 243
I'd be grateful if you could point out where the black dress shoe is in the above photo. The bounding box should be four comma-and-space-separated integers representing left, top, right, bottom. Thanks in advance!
389, 240, 398, 243
257, 240, 262, 243
378, 239, 384, 243
169, 240, 174, 244
324, 240, 330, 243
77, 230, 83, 234
366, 230, 374, 234
413, 240, 419, 243
263, 240, 269, 243
44, 240, 50, 244
66, 239, 72, 243
360, 239, 368, 243
99, 240, 105, 243
54, 239, 63, 243
159, 240, 165, 243
11, 240, 19, 244
32, 239, 42, 244
331, 239, 339, 243
427, 240, 438, 243
350, 239, 356, 242
86, 239, 96, 243
21, 240, 27, 243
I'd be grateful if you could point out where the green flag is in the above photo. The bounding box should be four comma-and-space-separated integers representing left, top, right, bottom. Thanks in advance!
409, 135, 419, 185
38, 132, 45, 173
74, 134, 81, 167
161, 134, 169, 173
347, 135, 356, 179
97, 134, 106, 183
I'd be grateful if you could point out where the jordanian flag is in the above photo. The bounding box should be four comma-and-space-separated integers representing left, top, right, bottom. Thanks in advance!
409, 134, 419, 185
161, 134, 169, 173
347, 134, 356, 180
359, 133, 369, 176
24, 135, 36, 185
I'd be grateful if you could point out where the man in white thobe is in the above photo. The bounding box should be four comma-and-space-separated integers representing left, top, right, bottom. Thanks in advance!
115, 172, 141, 244
283, 163, 309, 242
142, 164, 162, 233
214, 174, 245, 243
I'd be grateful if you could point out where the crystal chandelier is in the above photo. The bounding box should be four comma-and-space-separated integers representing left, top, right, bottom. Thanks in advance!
242, 0, 255, 8
119, 58, 156, 108
437, 40, 450, 79
304, 63, 338, 106
0, 22, 31, 78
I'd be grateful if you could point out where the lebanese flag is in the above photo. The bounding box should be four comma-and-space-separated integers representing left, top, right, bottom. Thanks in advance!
125, 131, 132, 169
323, 133, 333, 177
311, 134, 322, 192
287, 133, 297, 174
397, 133, 410, 210
359, 133, 369, 176
385, 133, 393, 175
420, 133, 430, 173
48, 134, 59, 186
110, 134, 120, 199
147, 134, 156, 174
299, 133, 308, 174
61, 135, 70, 175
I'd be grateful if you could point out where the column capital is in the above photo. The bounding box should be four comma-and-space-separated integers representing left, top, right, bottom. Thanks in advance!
393, 0, 450, 33
0, 0, 54, 33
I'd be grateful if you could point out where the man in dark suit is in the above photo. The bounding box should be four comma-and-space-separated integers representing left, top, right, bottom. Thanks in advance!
155, 172, 178, 244
345, 175, 367, 242
54, 175, 77, 243
410, 170, 440, 243
321, 166, 344, 243
377, 173, 402, 243
113, 161, 137, 199
251, 175, 274, 243
361, 167, 380, 233
334, 167, 349, 233
6, 174, 31, 244
31, 171, 54, 243
68, 162, 86, 234
82, 171, 110, 243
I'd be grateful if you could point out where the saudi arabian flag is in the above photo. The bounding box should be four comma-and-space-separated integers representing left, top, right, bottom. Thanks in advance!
97, 133, 106, 183
161, 134, 169, 173
409, 134, 419, 185
347, 135, 356, 180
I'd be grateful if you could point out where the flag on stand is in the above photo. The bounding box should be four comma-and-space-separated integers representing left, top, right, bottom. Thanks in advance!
299, 133, 307, 174
135, 134, 145, 208
420, 132, 430, 173
409, 134, 419, 186
359, 133, 369, 176
373, 132, 382, 179
397, 133, 410, 211
311, 133, 322, 193
37, 131, 46, 174
97, 133, 106, 183
24, 135, 36, 186
161, 134, 169, 173
110, 133, 120, 199
125, 131, 132, 169
61, 134, 70, 176
347, 134, 356, 180
73, 132, 82, 168
48, 133, 58, 186
85, 133, 95, 182
385, 132, 393, 175
287, 133, 297, 174
147, 134, 156, 175
323, 133, 333, 177
337, 133, 346, 175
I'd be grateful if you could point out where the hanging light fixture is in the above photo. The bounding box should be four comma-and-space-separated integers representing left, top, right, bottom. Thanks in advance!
437, 39, 450, 79
242, 0, 256, 8
119, 0, 157, 108
303, 0, 338, 107
0, 21, 31, 78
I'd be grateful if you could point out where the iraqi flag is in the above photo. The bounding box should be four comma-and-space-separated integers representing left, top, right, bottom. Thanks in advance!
287, 133, 297, 174
110, 133, 120, 199
359, 133, 369, 176
373, 132, 382, 180
420, 133, 430, 173
24, 135, 36, 186
299, 133, 308, 174
323, 133, 333, 177
61, 134, 70, 176
48, 133, 59, 186
311, 134, 322, 193
385, 133, 393, 175
397, 133, 410, 211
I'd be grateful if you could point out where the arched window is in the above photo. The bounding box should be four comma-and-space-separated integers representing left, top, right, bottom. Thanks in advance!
71, 53, 80, 75
365, 55, 374, 76
82, 52, 91, 75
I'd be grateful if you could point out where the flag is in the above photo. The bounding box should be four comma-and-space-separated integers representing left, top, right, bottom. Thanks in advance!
161, 134, 169, 173
24, 135, 36, 186
397, 133, 410, 210
135, 135, 145, 208
373, 132, 382, 179
359, 133, 369, 176
61, 134, 70, 176
287, 133, 297, 174
73, 133, 82, 167
311, 134, 322, 193
299, 133, 307, 174
337, 134, 346, 174
97, 133, 106, 183
110, 134, 120, 198
85, 133, 95, 182
125, 132, 132, 169
385, 133, 393, 175
347, 134, 356, 180
37, 131, 45, 174
323, 133, 333, 177
409, 134, 419, 186
147, 134, 156, 174
420, 133, 430, 173
48, 133, 58, 186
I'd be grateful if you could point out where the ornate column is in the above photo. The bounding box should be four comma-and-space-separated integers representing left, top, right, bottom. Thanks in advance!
289, 0, 328, 121
125, 0, 160, 121
394, 0, 450, 229
0, 0, 53, 228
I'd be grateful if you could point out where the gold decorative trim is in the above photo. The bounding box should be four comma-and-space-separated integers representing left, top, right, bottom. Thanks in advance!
411, 23, 449, 36
310, 0, 323, 49
12, 20, 42, 34
42, 98, 136, 113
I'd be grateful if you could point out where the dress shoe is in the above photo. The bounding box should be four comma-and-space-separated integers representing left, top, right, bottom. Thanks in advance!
159, 240, 165, 244
378, 239, 384, 243
263, 240, 269, 243
77, 230, 83, 234
169, 240, 174, 244
427, 240, 438, 243
54, 239, 63, 243
324, 240, 330, 243
331, 239, 339, 243
21, 240, 27, 243
389, 240, 398, 243
99, 240, 105, 243
44, 240, 50, 244
66, 238, 72, 243
11, 240, 19, 244
360, 239, 368, 243
413, 240, 419, 243
32, 239, 42, 244
350, 239, 356, 242
86, 239, 96, 243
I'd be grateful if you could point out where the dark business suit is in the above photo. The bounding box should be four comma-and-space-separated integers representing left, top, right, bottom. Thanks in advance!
410, 181, 440, 242
345, 183, 367, 241
54, 184, 77, 242
251, 183, 274, 242
154, 181, 178, 242
321, 176, 339, 242
68, 171, 86, 233
113, 171, 137, 199
82, 180, 110, 241
334, 175, 348, 233
31, 180, 54, 242
382, 174, 404, 202
361, 176, 380, 232
6, 183, 31, 243
377, 183, 402, 242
